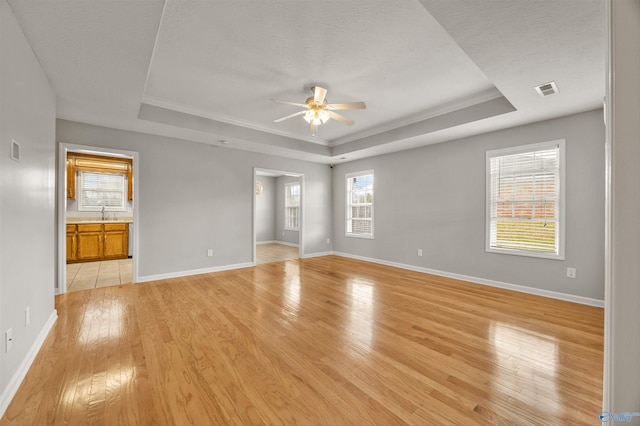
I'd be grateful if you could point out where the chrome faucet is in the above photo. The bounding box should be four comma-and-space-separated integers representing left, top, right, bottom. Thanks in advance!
101, 206, 106, 221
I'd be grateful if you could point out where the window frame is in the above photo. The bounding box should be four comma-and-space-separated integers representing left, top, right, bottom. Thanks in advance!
77, 170, 127, 212
485, 140, 566, 260
345, 170, 374, 239
284, 182, 300, 231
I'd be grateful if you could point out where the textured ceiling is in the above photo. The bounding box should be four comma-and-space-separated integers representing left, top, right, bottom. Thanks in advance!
7, 0, 605, 164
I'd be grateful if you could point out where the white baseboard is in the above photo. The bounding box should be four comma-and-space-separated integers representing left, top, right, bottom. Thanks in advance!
301, 251, 334, 259
256, 240, 299, 248
138, 262, 254, 283
332, 252, 604, 307
274, 241, 299, 248
0, 309, 58, 418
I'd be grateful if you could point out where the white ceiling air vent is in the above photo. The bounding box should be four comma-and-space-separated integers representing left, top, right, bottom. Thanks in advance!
535, 81, 558, 97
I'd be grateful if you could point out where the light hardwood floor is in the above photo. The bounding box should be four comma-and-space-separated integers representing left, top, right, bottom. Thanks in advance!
67, 259, 133, 292
1, 256, 603, 425
256, 242, 299, 264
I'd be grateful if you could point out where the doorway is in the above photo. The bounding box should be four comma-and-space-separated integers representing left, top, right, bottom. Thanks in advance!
253, 168, 304, 264
57, 143, 139, 294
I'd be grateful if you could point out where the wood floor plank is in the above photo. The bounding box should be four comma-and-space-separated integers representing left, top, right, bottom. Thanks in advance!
0, 256, 603, 425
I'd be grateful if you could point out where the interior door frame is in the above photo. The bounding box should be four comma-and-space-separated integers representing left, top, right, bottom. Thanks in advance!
252, 167, 305, 264
56, 142, 140, 294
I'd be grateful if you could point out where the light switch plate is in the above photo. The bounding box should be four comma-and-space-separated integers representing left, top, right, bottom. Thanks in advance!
5, 329, 13, 352
10, 139, 20, 161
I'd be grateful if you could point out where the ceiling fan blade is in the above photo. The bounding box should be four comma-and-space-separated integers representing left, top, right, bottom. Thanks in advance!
274, 110, 306, 123
328, 111, 354, 126
271, 99, 308, 108
326, 101, 367, 110
310, 122, 319, 136
312, 86, 327, 105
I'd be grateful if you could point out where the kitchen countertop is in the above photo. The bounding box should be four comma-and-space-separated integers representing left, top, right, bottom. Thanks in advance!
67, 217, 133, 224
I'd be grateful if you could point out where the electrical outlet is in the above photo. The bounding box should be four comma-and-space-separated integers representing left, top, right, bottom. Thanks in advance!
5, 329, 13, 352
326, 238, 330, 244
25, 307, 30, 326
567, 267, 577, 278
207, 249, 213, 257
417, 249, 423, 257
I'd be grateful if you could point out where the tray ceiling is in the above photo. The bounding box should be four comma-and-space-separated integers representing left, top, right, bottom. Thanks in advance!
8, 0, 605, 163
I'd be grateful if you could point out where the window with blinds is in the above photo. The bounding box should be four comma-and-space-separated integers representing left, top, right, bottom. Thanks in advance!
78, 171, 126, 211
486, 140, 565, 259
284, 182, 300, 230
346, 170, 374, 238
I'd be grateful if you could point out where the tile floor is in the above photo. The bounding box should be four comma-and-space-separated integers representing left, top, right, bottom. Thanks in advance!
67, 258, 132, 292
256, 243, 299, 264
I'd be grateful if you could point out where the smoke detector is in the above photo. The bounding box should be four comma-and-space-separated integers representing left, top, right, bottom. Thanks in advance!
535, 81, 558, 97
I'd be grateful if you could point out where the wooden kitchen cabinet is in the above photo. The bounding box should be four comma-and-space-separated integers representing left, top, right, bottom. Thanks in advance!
66, 224, 77, 262
66, 159, 75, 200
67, 222, 128, 263
76, 224, 103, 262
103, 223, 128, 259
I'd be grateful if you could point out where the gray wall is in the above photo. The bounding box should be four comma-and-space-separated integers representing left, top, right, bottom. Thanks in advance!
275, 175, 300, 246
606, 0, 640, 415
0, 0, 56, 412
255, 176, 275, 242
56, 120, 333, 278
333, 109, 605, 301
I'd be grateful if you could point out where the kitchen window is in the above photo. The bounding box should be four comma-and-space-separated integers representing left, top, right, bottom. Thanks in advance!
486, 140, 565, 259
78, 171, 127, 211
284, 182, 300, 230
346, 170, 374, 238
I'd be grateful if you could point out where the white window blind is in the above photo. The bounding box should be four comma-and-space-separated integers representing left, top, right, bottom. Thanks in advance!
486, 140, 565, 259
284, 183, 300, 230
78, 171, 126, 211
346, 170, 374, 238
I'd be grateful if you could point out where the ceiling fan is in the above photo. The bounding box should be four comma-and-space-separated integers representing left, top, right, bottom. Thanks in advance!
272, 86, 366, 136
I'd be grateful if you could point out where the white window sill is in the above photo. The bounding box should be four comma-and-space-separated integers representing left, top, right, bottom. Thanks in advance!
346, 233, 374, 240
486, 246, 564, 261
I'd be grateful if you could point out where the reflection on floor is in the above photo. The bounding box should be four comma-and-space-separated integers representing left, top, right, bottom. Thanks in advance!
67, 259, 132, 292
5, 256, 603, 424
256, 243, 298, 264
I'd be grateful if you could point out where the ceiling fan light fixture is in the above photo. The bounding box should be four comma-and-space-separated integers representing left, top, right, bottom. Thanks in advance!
272, 86, 366, 136
303, 109, 330, 125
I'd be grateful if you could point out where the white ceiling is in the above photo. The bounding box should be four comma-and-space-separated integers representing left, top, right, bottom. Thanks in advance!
8, 0, 605, 164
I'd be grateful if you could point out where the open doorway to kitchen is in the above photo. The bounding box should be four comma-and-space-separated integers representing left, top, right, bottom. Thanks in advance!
253, 168, 304, 264
57, 143, 139, 294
